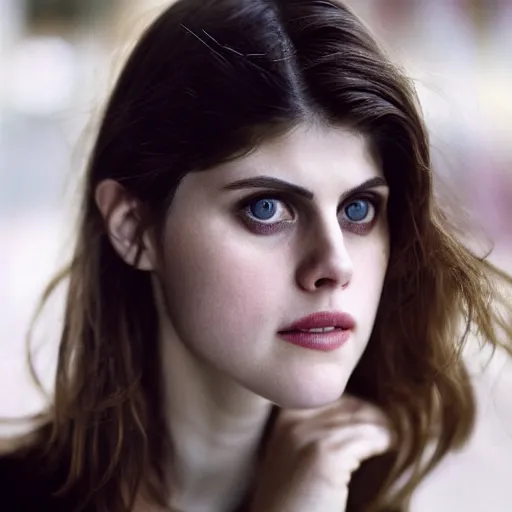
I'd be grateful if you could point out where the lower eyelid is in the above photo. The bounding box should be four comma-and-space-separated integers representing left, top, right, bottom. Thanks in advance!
344, 224, 373, 236
241, 213, 293, 235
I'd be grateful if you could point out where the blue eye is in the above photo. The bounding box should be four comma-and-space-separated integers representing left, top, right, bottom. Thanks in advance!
239, 195, 295, 234
344, 199, 372, 222
249, 198, 278, 220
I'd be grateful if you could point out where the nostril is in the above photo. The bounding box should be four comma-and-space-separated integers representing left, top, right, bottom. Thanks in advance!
314, 277, 348, 289
314, 277, 331, 288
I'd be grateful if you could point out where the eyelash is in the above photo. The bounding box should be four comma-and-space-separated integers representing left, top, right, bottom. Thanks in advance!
236, 192, 383, 236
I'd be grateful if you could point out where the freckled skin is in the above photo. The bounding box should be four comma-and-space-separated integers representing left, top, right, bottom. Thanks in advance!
157, 124, 390, 408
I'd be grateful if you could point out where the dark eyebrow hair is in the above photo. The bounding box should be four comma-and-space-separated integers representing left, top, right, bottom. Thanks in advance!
222, 175, 388, 201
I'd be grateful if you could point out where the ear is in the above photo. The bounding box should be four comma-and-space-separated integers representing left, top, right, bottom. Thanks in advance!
95, 179, 155, 271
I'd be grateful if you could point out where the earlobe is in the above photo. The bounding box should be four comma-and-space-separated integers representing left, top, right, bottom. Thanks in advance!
94, 179, 155, 271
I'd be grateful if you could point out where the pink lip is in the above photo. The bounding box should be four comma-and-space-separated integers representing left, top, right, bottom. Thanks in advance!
280, 311, 356, 331
278, 311, 355, 352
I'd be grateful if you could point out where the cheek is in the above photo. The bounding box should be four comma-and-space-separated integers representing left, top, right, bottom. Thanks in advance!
159, 220, 283, 353
349, 232, 389, 312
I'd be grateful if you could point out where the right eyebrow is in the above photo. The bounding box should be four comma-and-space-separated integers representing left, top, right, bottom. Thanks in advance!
222, 176, 314, 200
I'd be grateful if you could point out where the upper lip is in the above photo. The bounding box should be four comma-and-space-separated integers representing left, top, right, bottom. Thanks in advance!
279, 311, 356, 332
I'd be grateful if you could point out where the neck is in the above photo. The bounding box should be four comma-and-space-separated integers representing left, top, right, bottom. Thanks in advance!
156, 293, 273, 511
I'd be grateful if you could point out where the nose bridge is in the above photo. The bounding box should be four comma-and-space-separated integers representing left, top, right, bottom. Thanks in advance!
316, 215, 352, 267
297, 212, 353, 291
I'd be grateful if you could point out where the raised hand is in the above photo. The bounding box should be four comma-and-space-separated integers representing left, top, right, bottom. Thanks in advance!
249, 394, 394, 512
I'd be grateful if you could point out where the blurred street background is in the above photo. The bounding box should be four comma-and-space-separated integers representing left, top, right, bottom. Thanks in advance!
1, 1, 511, 510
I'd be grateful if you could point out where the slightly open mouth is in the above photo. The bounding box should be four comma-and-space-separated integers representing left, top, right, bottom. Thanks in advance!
280, 327, 343, 334
277, 327, 351, 351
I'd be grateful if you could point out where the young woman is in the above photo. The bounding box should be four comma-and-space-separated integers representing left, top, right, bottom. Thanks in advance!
1, 0, 511, 511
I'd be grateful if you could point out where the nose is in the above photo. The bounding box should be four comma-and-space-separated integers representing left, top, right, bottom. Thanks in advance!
295, 220, 353, 292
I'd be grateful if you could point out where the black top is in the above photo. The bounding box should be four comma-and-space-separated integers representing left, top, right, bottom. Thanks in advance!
0, 449, 84, 512
0, 449, 251, 512
0, 408, 279, 511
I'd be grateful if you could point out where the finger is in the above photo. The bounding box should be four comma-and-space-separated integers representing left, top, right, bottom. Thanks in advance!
323, 422, 394, 450
337, 395, 390, 424
318, 409, 392, 432
333, 430, 393, 470
280, 394, 387, 425
330, 427, 393, 478
282, 420, 393, 457
278, 401, 392, 444
295, 426, 393, 488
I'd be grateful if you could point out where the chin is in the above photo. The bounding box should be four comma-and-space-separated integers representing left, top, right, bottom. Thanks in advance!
252, 370, 350, 410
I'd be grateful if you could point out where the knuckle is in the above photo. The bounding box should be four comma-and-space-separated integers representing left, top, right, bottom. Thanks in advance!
343, 457, 361, 473
303, 438, 330, 463
286, 422, 308, 446
361, 423, 387, 438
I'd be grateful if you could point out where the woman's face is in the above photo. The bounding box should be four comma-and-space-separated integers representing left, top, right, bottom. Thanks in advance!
157, 124, 390, 408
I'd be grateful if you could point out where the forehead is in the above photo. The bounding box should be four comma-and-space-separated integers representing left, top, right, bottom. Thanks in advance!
210, 123, 382, 188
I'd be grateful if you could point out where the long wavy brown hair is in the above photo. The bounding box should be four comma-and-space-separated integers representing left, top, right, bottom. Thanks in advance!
4, 0, 512, 511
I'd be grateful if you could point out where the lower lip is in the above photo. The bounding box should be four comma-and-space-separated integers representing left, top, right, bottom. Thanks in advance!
278, 328, 351, 352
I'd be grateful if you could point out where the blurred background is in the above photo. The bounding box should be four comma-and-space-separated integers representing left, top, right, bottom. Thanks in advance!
1, 0, 511, 509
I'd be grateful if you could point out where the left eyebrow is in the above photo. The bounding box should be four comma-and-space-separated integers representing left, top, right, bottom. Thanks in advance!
222, 175, 388, 201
